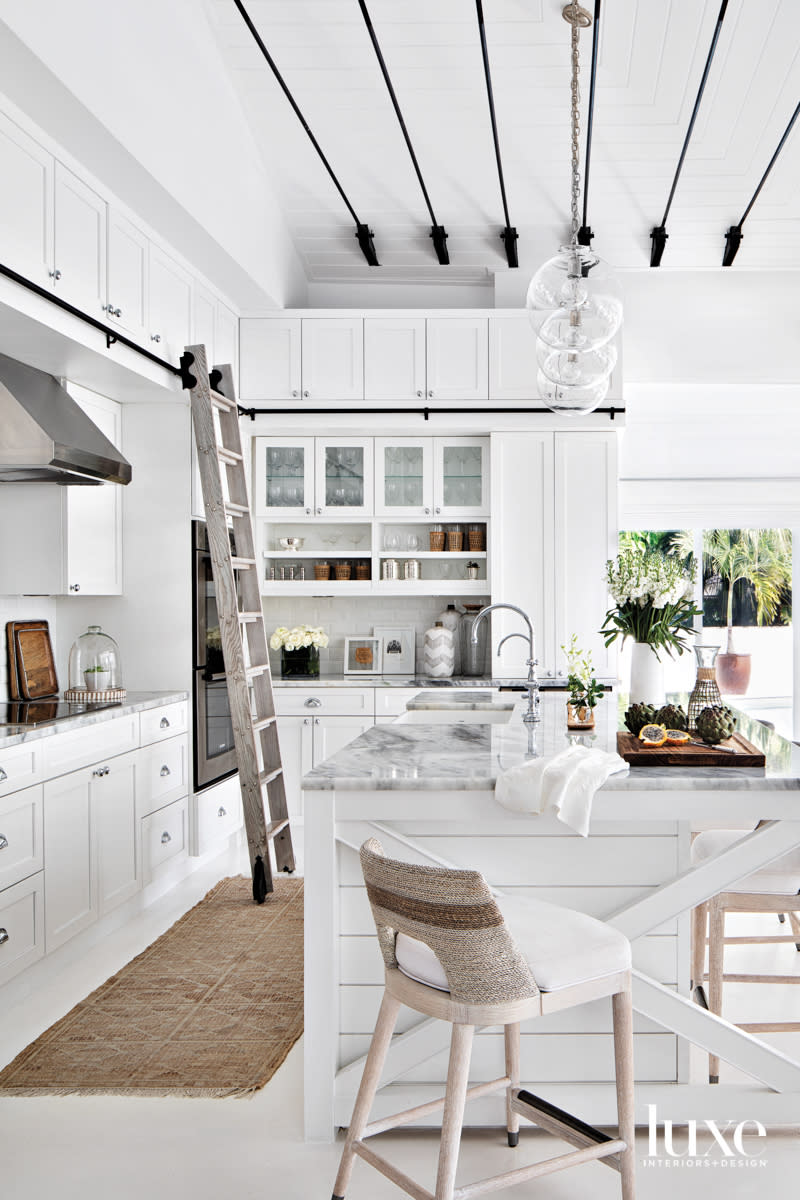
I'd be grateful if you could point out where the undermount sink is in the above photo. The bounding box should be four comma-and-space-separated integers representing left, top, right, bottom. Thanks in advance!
398, 709, 515, 725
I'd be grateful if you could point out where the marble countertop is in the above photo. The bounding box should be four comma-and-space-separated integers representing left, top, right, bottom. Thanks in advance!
0, 691, 189, 749
303, 691, 800, 792
406, 689, 517, 711
273, 673, 581, 689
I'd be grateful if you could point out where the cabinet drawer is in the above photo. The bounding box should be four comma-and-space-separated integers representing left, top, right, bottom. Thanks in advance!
140, 701, 188, 746
0, 872, 44, 986
374, 689, 421, 718
139, 735, 188, 818
43, 715, 139, 778
0, 741, 42, 798
274, 688, 374, 717
196, 776, 242, 853
141, 795, 188, 883
0, 784, 43, 892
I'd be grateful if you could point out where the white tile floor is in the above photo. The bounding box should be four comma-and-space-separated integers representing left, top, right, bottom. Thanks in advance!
1, 843, 798, 1199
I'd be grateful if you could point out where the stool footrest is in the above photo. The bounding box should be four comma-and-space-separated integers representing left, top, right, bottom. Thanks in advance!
353, 1141, 434, 1200
512, 1089, 622, 1172
363, 1076, 510, 1139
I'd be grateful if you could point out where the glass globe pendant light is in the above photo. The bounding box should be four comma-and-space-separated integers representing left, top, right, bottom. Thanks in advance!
526, 3, 622, 415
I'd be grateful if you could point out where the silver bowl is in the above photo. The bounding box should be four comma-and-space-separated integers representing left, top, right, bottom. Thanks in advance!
279, 536, 305, 552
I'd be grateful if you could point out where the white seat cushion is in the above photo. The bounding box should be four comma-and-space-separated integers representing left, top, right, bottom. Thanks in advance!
395, 893, 631, 994
691, 829, 800, 896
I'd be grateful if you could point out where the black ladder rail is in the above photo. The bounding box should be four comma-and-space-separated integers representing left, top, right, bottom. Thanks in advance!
475, 0, 518, 267
723, 100, 800, 266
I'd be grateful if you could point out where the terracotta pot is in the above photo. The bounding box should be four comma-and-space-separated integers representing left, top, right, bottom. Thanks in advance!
716, 652, 751, 695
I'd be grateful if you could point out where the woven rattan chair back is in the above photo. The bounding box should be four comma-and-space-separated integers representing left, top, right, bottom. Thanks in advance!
360, 837, 538, 1006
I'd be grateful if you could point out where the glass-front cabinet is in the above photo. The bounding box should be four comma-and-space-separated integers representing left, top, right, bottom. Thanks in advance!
253, 437, 315, 515
374, 437, 434, 517
434, 437, 489, 517
314, 437, 373, 516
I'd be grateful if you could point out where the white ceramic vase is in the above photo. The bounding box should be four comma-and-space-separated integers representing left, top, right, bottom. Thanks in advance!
423, 622, 455, 679
629, 641, 664, 707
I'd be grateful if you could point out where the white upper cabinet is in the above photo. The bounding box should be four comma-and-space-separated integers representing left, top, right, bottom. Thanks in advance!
107, 209, 148, 341
0, 111, 54, 287
489, 314, 540, 401
253, 436, 316, 516
425, 317, 488, 402
148, 243, 193, 362
192, 280, 217, 368
301, 318, 363, 401
374, 437, 435, 517
53, 164, 106, 318
314, 437, 373, 516
215, 300, 240, 390
239, 317, 300, 400
64, 386, 123, 596
433, 436, 490, 517
364, 317, 426, 400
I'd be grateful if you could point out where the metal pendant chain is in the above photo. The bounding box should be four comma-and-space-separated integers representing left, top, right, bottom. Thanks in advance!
563, 3, 591, 247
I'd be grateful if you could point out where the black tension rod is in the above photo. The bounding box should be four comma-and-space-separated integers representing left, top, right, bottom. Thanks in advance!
723, 100, 800, 266
577, 0, 602, 247
232, 0, 379, 267
650, 0, 729, 266
357, 0, 449, 265
475, 0, 517, 267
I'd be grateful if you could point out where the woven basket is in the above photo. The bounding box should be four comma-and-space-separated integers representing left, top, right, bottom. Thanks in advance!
447, 531, 463, 552
64, 687, 127, 703
334, 564, 352, 581
468, 530, 485, 552
429, 531, 446, 552
314, 564, 330, 581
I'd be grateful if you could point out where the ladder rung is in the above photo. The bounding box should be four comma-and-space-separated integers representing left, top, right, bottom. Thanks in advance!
225, 501, 249, 516
238, 611, 263, 623
246, 664, 271, 680
231, 556, 256, 569
260, 766, 283, 787
211, 389, 236, 411
266, 819, 289, 840
253, 716, 276, 733
217, 447, 243, 465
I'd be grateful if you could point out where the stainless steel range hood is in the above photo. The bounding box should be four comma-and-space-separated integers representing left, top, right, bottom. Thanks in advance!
0, 353, 132, 485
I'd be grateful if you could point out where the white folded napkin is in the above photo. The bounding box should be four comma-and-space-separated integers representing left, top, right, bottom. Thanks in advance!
495, 745, 629, 837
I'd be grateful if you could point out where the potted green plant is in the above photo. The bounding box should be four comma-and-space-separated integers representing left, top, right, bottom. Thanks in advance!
269, 624, 329, 678
561, 635, 605, 729
84, 664, 112, 692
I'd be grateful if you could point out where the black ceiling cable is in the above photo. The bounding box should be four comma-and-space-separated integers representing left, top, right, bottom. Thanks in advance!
577, 0, 602, 246
650, 0, 729, 266
475, 0, 517, 267
231, 0, 379, 266
722, 100, 800, 266
357, 0, 450, 264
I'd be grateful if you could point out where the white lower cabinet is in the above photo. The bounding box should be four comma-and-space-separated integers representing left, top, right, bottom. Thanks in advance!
195, 774, 242, 857
141, 795, 188, 884
0, 873, 45, 986
95, 750, 139, 916
44, 766, 97, 952
0, 785, 43, 893
276, 694, 374, 818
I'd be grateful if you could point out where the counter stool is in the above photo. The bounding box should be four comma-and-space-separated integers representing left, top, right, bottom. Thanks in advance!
331, 838, 636, 1200
691, 827, 800, 1083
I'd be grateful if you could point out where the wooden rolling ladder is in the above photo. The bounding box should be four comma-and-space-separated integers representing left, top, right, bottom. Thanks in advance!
181, 343, 294, 903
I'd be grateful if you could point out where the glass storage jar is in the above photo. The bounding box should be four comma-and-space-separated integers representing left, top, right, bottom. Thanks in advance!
68, 626, 122, 693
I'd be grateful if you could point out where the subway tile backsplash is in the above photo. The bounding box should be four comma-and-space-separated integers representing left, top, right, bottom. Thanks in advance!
0, 596, 58, 702
262, 595, 490, 676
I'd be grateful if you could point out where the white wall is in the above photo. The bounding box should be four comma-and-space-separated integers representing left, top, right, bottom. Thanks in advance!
0, 2, 306, 310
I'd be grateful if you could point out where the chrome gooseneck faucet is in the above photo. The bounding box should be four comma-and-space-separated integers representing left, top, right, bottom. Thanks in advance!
470, 602, 540, 724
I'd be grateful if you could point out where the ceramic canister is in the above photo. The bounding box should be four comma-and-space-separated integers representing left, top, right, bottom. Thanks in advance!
438, 603, 462, 675
423, 621, 455, 679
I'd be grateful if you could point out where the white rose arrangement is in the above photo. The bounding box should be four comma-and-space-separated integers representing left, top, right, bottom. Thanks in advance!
600, 549, 700, 658
269, 624, 329, 652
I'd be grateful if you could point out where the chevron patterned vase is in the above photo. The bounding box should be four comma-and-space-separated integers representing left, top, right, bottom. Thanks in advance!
423, 621, 455, 679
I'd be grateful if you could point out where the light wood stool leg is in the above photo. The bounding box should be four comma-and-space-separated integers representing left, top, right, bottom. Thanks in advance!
707, 896, 726, 1084
331, 990, 401, 1200
435, 1022, 475, 1200
692, 902, 708, 989
612, 988, 636, 1200
504, 1022, 521, 1147
787, 910, 800, 950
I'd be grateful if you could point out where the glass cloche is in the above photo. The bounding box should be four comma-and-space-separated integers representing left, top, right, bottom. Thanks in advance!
68, 626, 122, 694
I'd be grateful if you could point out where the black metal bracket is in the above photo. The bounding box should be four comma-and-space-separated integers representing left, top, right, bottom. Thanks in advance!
355, 223, 380, 267
179, 351, 197, 391
650, 225, 668, 267
500, 227, 519, 268
515, 1089, 613, 1146
577, 224, 594, 247
106, 333, 117, 349
722, 225, 743, 267
431, 225, 450, 265
237, 403, 624, 422
209, 367, 224, 393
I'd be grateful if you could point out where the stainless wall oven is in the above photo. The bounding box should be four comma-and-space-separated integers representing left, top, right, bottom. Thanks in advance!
192, 519, 238, 790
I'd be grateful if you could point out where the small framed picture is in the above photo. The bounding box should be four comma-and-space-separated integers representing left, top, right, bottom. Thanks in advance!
373, 624, 416, 675
344, 636, 383, 675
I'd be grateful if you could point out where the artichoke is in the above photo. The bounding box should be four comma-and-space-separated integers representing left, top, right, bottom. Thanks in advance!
654, 703, 688, 732
624, 702, 658, 736
695, 705, 738, 746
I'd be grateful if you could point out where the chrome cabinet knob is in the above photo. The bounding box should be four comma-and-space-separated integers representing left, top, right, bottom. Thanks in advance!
103, 304, 122, 318
160, 765, 171, 777
416, 390, 423, 397
161, 831, 171, 845
315, 507, 322, 515
424, 507, 431, 515
69, 583, 80, 592
303, 390, 309, 397
428, 390, 434, 397
49, 269, 62, 281
160, 717, 170, 729
92, 766, 110, 777
292, 390, 299, 398
435, 507, 441, 514
303, 718, 310, 725
304, 697, 322, 708
151, 333, 161, 343
0, 834, 8, 851
0, 928, 9, 946
218, 806, 227, 818
314, 717, 320, 726
305, 508, 312, 515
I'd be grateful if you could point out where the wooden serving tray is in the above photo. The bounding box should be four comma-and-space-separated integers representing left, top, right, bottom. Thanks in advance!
10, 620, 59, 699
617, 730, 765, 768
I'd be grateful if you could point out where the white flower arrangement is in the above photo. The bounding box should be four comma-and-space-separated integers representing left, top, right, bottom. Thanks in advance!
561, 634, 605, 709
600, 549, 700, 657
269, 624, 329, 652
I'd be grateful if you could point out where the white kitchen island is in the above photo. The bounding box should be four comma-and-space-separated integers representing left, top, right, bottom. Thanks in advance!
301, 693, 800, 1142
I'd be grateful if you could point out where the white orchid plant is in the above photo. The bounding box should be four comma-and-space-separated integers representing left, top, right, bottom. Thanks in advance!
561, 634, 605, 709
600, 548, 700, 658
269, 624, 329, 652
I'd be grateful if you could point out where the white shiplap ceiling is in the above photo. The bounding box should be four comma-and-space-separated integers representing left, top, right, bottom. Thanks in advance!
206, 0, 800, 284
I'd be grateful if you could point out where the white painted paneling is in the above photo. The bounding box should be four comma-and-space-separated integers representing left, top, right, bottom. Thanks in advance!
301, 318, 363, 401
489, 314, 541, 402
53, 162, 106, 318
239, 317, 301, 401
148, 243, 193, 362
107, 209, 149, 341
0, 109, 53, 287
364, 317, 426, 401
426, 318, 488, 402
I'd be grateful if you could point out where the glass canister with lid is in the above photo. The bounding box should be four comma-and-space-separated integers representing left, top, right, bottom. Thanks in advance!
66, 625, 125, 699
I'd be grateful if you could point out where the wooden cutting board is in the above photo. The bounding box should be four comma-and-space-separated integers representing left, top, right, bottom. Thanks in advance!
617, 730, 765, 768
8, 620, 59, 699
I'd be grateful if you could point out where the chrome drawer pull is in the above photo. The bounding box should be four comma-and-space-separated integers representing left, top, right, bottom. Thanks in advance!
0, 767, 7, 782
0, 834, 7, 850
160, 765, 171, 777
0, 928, 8, 946
92, 766, 110, 777
161, 831, 171, 845
159, 717, 170, 729
304, 697, 322, 708
218, 806, 227, 818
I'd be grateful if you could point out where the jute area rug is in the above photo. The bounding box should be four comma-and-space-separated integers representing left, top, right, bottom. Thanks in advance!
0, 875, 304, 1097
